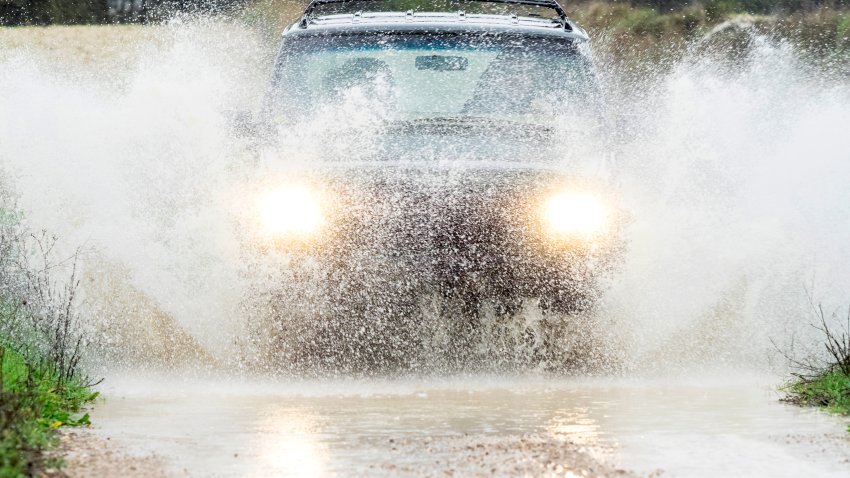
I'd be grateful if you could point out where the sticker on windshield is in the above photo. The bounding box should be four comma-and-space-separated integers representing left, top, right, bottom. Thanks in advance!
415, 55, 469, 71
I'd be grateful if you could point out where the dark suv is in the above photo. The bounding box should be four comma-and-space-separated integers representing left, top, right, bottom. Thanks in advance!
245, 0, 624, 348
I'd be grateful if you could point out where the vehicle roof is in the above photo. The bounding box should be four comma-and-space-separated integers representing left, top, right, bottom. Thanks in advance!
283, 11, 589, 41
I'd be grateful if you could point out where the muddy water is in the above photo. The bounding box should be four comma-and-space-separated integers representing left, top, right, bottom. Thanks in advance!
90, 375, 849, 477
4, 22, 850, 477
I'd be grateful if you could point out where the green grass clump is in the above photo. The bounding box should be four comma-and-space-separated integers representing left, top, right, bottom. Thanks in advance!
787, 369, 850, 415
783, 304, 850, 431
0, 198, 99, 477
0, 346, 98, 478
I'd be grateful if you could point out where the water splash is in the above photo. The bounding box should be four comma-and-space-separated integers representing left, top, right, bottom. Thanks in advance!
0, 21, 270, 369
1, 19, 848, 376
604, 24, 850, 373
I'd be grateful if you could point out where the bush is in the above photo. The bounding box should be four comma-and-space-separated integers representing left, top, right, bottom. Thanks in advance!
783, 303, 850, 421
0, 0, 108, 26
0, 189, 99, 476
0, 347, 98, 476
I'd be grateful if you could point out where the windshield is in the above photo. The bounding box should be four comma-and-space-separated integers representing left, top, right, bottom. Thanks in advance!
268, 32, 597, 124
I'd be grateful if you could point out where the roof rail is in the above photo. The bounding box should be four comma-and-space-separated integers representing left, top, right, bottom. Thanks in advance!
298, 0, 572, 30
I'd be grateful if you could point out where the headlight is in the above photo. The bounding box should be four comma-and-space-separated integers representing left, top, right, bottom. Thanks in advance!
544, 192, 607, 237
257, 185, 323, 236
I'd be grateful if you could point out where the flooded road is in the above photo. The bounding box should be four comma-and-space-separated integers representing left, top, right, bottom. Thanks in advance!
3, 22, 850, 478
86, 375, 849, 477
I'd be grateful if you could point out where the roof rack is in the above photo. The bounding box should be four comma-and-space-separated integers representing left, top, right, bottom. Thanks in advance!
298, 0, 571, 30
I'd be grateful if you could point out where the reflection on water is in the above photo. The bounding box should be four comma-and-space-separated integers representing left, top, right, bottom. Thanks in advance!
546, 409, 607, 461
547, 409, 599, 440
252, 409, 329, 478
91, 376, 850, 477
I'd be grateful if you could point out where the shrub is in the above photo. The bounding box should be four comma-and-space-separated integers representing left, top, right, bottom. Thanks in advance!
0, 187, 99, 476
783, 303, 850, 419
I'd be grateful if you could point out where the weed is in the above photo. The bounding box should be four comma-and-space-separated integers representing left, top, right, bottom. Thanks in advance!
781, 299, 850, 426
0, 185, 99, 476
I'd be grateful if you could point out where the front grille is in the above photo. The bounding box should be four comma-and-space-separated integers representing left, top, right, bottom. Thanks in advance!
321, 167, 548, 261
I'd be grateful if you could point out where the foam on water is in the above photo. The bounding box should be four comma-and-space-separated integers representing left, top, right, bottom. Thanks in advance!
0, 19, 848, 375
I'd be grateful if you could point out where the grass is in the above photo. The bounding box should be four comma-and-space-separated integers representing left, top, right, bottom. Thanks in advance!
0, 199, 100, 477
0, 346, 98, 477
787, 369, 850, 415
782, 304, 850, 431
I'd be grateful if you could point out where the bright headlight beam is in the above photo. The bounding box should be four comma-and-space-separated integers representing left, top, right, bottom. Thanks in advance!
545, 192, 607, 236
257, 186, 323, 236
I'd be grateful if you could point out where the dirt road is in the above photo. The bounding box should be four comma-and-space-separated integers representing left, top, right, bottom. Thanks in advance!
60, 375, 849, 477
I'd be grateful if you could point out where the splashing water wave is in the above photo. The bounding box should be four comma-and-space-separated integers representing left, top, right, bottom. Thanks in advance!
1, 20, 848, 376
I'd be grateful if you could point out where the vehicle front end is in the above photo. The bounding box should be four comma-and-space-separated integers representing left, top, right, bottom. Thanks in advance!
242, 0, 623, 329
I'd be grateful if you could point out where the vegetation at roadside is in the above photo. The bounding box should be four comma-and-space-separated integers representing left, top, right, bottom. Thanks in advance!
241, 1, 850, 58
3, 0, 850, 31
0, 347, 98, 477
571, 1, 850, 51
0, 0, 247, 25
782, 304, 850, 431
0, 0, 110, 25
0, 193, 99, 477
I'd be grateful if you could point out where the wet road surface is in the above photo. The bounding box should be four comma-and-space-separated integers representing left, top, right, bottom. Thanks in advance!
82, 374, 850, 477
